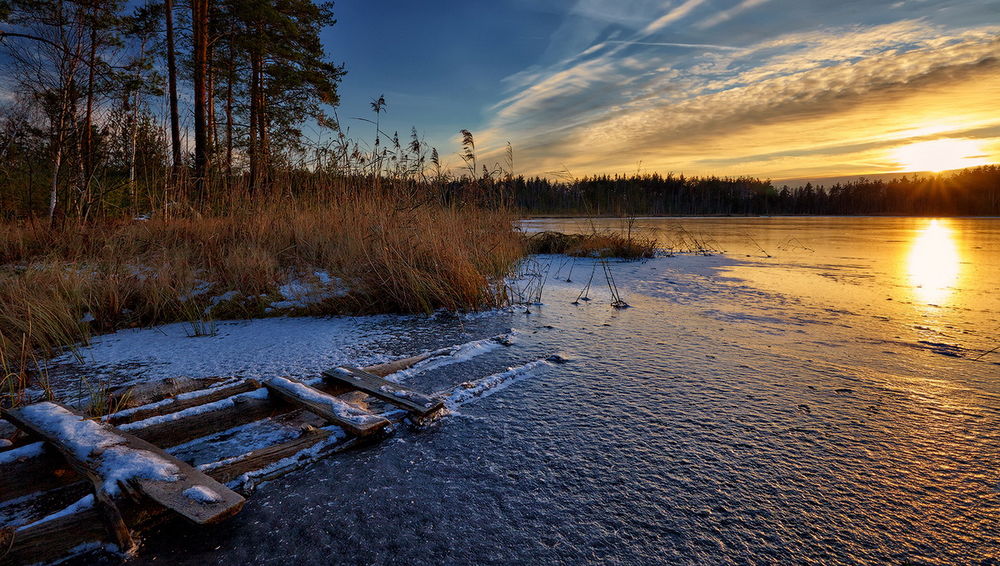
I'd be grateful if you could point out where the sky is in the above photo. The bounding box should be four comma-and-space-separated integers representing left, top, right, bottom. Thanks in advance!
323, 0, 1000, 181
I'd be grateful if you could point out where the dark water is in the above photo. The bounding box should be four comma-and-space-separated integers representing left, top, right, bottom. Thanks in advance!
70, 217, 998, 565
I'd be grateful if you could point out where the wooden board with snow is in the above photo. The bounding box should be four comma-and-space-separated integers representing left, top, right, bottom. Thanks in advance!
263, 376, 391, 436
323, 366, 444, 416
2, 402, 245, 526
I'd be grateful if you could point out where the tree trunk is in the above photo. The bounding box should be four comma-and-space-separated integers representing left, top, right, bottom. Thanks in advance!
165, 0, 182, 186
225, 41, 234, 188
248, 50, 260, 192
192, 0, 210, 202
81, 24, 97, 217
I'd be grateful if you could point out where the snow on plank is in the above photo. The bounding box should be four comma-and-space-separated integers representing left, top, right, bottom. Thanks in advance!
264, 376, 389, 437
2, 402, 244, 526
323, 366, 444, 416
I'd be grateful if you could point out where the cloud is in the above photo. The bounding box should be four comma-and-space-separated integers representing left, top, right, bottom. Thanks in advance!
605, 40, 739, 51
696, 0, 773, 30
640, 0, 708, 35
475, 14, 1000, 179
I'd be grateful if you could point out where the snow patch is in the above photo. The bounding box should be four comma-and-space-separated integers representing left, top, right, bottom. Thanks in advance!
268, 272, 350, 311
0, 441, 45, 465
182, 485, 221, 504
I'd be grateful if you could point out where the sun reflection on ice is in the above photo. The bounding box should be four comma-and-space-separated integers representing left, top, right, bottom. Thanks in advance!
907, 219, 960, 306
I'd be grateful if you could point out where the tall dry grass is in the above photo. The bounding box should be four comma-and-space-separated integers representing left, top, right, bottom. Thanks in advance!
0, 187, 524, 400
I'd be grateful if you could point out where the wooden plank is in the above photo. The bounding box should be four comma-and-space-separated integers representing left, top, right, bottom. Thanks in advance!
323, 366, 444, 416
264, 377, 390, 437
203, 429, 331, 485
105, 379, 260, 426
2, 402, 245, 526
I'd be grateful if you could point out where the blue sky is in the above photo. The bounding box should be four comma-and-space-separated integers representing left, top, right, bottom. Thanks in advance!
323, 0, 1000, 180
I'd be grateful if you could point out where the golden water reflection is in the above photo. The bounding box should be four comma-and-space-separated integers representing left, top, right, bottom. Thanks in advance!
907, 219, 960, 305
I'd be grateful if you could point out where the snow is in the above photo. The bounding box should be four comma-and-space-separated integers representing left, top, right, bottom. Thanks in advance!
16, 402, 180, 495
15, 494, 95, 532
204, 290, 241, 314
267, 272, 350, 311
48, 315, 420, 389
104, 377, 244, 422
119, 388, 270, 431
0, 441, 45, 465
182, 485, 221, 504
445, 359, 552, 408
267, 377, 384, 427
216, 425, 351, 493
382, 331, 516, 384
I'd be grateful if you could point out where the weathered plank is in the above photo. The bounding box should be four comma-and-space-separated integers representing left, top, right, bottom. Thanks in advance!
2, 402, 245, 526
324, 366, 444, 416
105, 379, 261, 426
264, 377, 390, 437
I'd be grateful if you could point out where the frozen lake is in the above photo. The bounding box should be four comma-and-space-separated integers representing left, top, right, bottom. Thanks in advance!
63, 217, 997, 565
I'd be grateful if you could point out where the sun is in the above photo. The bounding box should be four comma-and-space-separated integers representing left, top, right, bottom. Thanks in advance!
891, 138, 991, 173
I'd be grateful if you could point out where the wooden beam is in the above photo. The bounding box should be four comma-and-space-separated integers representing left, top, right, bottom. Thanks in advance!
264, 377, 389, 437
2, 403, 245, 527
324, 366, 444, 416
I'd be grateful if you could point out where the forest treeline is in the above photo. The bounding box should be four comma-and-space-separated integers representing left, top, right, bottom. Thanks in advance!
0, 0, 353, 220
503, 166, 1000, 216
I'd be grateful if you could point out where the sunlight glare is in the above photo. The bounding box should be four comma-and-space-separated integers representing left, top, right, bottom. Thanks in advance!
892, 139, 990, 173
907, 219, 960, 306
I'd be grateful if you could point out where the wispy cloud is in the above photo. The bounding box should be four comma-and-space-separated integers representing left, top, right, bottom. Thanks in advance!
696, 0, 773, 30
605, 40, 740, 51
476, 13, 1000, 179
640, 0, 708, 35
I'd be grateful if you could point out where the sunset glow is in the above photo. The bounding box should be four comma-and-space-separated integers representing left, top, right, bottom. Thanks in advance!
892, 139, 992, 173
907, 219, 961, 306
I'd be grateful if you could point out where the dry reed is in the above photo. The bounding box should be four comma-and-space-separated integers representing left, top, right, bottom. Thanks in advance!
0, 188, 524, 399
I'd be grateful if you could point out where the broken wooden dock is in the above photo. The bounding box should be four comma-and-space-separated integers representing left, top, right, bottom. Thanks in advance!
0, 354, 450, 565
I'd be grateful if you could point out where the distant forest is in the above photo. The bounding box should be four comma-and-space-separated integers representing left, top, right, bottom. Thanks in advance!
504, 165, 1000, 216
